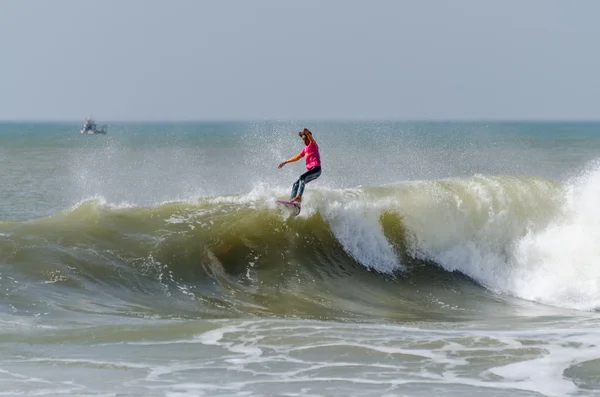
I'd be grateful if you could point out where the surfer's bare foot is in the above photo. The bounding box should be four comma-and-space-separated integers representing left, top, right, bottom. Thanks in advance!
292, 196, 302, 203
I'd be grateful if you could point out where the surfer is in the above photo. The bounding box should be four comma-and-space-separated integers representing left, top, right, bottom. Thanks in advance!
278, 128, 322, 203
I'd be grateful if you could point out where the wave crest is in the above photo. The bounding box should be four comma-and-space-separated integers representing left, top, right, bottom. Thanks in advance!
6, 173, 600, 315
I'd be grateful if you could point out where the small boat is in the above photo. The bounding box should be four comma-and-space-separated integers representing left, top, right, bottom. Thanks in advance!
80, 118, 107, 135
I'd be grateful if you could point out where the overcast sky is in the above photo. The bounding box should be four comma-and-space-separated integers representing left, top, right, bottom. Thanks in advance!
1, 0, 599, 121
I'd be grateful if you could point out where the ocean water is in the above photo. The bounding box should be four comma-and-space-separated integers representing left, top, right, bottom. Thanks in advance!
2, 121, 600, 396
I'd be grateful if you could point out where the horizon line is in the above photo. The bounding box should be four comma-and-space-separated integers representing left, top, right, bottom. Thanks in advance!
2, 118, 600, 124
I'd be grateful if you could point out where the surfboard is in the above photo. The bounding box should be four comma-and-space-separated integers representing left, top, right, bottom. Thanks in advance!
276, 200, 301, 216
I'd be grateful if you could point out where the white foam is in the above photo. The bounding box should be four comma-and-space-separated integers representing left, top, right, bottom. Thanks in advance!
391, 173, 600, 310
319, 194, 401, 273
181, 319, 600, 397
66, 195, 137, 213
509, 162, 600, 310
3, 317, 597, 397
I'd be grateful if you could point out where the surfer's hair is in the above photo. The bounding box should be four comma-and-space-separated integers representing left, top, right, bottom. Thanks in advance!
299, 128, 312, 137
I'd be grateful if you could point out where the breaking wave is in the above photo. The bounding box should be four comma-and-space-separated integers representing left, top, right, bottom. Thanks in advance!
2, 171, 600, 320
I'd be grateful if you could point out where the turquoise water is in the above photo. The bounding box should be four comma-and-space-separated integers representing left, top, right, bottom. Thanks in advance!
2, 121, 600, 396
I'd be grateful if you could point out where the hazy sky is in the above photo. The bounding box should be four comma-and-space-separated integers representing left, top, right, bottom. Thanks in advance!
2, 0, 599, 121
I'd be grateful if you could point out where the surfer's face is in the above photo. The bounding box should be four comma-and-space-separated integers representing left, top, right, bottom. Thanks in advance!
301, 134, 310, 145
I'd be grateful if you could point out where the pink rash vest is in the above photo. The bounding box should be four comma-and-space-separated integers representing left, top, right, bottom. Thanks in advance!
299, 141, 321, 170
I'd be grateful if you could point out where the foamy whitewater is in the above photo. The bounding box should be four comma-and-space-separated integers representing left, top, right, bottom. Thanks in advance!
1, 121, 600, 396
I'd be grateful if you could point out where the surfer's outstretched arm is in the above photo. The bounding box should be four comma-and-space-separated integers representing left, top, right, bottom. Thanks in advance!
278, 153, 302, 168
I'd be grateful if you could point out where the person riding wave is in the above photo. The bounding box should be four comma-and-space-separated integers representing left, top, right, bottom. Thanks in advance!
278, 128, 322, 204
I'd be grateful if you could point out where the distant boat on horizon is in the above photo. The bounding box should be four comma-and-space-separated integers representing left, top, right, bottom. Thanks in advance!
80, 118, 107, 135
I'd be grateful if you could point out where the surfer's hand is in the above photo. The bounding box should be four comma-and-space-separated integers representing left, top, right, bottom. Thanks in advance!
278, 162, 286, 168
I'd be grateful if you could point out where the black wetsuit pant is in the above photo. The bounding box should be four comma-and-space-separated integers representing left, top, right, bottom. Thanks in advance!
291, 166, 321, 199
